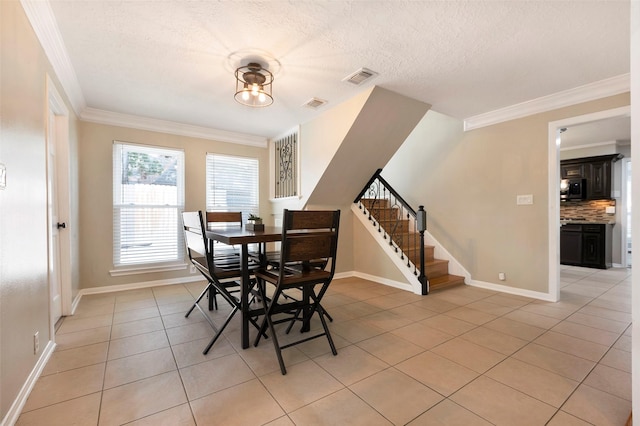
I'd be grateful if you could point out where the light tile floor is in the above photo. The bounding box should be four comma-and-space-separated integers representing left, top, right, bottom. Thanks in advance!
17, 266, 632, 425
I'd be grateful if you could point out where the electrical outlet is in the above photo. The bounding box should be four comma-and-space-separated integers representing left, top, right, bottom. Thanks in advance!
34, 331, 39, 354
190, 264, 196, 274
498, 272, 506, 281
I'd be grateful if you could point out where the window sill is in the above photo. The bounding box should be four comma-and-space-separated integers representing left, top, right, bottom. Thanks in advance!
110, 262, 188, 277
270, 195, 303, 202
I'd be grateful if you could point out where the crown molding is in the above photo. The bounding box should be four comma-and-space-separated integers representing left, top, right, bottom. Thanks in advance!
20, 0, 267, 147
81, 108, 268, 147
464, 74, 630, 131
20, 0, 86, 115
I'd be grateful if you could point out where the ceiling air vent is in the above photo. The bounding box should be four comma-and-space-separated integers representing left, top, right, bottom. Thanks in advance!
342, 67, 378, 85
302, 97, 328, 109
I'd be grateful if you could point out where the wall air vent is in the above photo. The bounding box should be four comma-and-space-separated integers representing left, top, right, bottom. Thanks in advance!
302, 97, 328, 109
342, 67, 378, 85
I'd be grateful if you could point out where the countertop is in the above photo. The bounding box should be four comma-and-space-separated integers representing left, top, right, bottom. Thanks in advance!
560, 219, 615, 225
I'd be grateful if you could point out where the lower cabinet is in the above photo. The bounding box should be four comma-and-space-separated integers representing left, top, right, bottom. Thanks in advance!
560, 225, 582, 265
581, 224, 611, 269
560, 223, 612, 269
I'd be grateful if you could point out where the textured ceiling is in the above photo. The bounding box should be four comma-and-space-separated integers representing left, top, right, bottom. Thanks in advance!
48, 0, 630, 139
561, 116, 631, 148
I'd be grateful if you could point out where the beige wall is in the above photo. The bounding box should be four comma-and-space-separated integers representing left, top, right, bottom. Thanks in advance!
383, 94, 630, 293
298, 89, 372, 208
0, 1, 80, 419
78, 122, 270, 289
353, 215, 410, 283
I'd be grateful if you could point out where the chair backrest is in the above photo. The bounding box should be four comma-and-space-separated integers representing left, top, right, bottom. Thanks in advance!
280, 209, 340, 275
284, 209, 338, 231
182, 211, 208, 262
206, 211, 243, 227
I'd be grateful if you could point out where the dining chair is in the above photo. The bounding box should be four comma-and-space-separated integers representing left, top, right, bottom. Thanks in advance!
204, 211, 244, 309
253, 209, 340, 374
182, 210, 258, 354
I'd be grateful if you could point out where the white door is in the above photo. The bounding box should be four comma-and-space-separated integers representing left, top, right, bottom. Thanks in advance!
46, 77, 72, 331
47, 108, 63, 325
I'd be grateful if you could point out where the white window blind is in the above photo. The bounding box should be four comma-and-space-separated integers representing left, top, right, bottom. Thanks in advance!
113, 142, 185, 266
206, 154, 259, 222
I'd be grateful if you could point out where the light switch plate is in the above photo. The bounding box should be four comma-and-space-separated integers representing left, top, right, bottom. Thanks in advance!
606, 206, 616, 214
516, 194, 533, 205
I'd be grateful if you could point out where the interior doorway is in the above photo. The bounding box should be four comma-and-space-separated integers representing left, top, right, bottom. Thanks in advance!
547, 105, 631, 301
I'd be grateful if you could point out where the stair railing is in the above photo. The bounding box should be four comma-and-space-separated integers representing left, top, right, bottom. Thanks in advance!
354, 169, 429, 294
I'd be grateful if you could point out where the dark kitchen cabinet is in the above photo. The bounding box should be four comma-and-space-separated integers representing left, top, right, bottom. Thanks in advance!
560, 223, 611, 269
560, 224, 583, 266
581, 224, 611, 269
585, 159, 610, 199
560, 154, 622, 200
561, 163, 585, 179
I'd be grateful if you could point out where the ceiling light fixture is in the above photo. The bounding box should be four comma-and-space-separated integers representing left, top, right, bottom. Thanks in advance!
234, 62, 273, 107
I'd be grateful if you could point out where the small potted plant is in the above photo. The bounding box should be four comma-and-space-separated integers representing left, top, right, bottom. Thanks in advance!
246, 214, 264, 231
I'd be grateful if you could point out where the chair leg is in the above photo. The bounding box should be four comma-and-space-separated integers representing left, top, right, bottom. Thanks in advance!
323, 310, 333, 322
208, 285, 218, 311
285, 308, 302, 334
186, 282, 213, 318
253, 280, 270, 347
254, 280, 287, 374
202, 304, 238, 355
316, 301, 337, 356
264, 302, 287, 375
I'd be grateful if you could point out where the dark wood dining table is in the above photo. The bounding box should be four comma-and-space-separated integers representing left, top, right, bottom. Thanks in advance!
205, 225, 282, 349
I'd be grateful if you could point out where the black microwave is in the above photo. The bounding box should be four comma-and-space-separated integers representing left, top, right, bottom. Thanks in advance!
560, 178, 586, 201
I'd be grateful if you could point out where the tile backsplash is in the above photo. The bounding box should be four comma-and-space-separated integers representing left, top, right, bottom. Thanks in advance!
560, 199, 616, 221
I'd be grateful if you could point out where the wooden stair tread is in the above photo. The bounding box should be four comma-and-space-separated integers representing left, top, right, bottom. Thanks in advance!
358, 198, 464, 295
429, 274, 465, 291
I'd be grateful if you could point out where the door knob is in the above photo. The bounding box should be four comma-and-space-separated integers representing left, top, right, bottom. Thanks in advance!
57, 222, 66, 229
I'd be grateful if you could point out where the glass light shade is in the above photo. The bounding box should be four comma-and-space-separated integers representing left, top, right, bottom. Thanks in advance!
234, 62, 273, 107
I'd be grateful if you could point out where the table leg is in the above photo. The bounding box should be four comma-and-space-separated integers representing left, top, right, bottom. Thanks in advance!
240, 244, 250, 349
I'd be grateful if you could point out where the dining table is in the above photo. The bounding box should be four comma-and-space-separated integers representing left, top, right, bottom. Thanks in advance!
205, 225, 282, 349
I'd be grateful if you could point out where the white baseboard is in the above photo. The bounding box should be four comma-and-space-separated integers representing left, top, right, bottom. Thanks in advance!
1, 340, 56, 426
423, 230, 471, 283
352, 271, 414, 293
74, 267, 555, 315
335, 272, 554, 301
72, 275, 206, 314
79, 275, 204, 296
469, 279, 555, 302
334, 270, 414, 293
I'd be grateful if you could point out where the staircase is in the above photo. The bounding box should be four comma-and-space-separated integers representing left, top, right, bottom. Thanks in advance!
361, 198, 465, 292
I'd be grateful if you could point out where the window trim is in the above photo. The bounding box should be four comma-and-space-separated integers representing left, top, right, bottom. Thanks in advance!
112, 141, 185, 272
205, 152, 260, 222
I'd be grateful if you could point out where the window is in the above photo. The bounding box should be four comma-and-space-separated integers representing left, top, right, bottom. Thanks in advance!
206, 154, 259, 222
113, 142, 185, 268
273, 130, 298, 198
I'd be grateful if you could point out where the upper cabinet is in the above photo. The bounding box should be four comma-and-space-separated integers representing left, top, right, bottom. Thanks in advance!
560, 154, 623, 200
586, 158, 610, 199
560, 163, 585, 179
